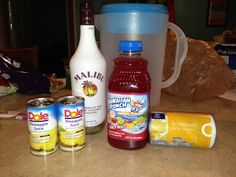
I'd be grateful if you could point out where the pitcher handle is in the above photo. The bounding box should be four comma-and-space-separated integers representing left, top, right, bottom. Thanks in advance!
161, 22, 188, 88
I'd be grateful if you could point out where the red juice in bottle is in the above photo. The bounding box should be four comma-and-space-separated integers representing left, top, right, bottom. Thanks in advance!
107, 40, 151, 150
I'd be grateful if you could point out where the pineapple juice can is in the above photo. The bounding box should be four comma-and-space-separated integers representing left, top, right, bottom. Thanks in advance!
149, 112, 216, 148
27, 98, 58, 156
57, 96, 86, 151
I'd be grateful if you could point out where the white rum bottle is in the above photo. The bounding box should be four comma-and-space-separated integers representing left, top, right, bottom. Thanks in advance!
69, 1, 106, 134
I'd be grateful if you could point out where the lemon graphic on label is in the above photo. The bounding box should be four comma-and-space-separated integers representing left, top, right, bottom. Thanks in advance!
150, 119, 168, 141
153, 120, 167, 133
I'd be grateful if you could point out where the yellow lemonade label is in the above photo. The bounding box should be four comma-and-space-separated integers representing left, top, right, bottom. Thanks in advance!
149, 112, 216, 148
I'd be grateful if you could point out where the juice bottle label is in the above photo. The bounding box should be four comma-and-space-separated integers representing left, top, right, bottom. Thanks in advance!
149, 112, 216, 148
108, 92, 149, 141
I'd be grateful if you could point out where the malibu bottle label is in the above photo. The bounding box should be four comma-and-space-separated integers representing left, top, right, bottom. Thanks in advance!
71, 69, 106, 128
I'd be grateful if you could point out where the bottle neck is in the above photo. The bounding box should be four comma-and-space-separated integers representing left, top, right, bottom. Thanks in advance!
115, 50, 147, 71
120, 51, 142, 57
80, 2, 94, 25
77, 25, 98, 51
80, 25, 96, 41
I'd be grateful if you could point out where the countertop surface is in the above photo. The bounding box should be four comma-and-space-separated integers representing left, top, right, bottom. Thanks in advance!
0, 89, 236, 177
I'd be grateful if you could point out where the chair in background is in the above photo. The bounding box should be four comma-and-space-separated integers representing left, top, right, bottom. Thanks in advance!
0, 46, 39, 73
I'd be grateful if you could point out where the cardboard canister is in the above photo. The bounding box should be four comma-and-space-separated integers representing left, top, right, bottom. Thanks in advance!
149, 111, 216, 148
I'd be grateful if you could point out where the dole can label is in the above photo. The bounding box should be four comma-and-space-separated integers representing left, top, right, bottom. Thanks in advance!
27, 98, 58, 156
57, 96, 85, 151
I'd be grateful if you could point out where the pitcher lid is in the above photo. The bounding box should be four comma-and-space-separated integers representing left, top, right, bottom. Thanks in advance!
101, 3, 168, 14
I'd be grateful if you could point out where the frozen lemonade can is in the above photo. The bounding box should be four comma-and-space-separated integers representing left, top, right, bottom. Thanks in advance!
27, 98, 58, 156
57, 96, 86, 151
149, 112, 216, 148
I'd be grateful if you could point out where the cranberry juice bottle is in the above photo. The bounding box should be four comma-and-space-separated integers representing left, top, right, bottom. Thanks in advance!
107, 40, 151, 150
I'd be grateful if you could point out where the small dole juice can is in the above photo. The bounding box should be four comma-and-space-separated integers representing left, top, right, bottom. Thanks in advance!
57, 96, 86, 151
149, 111, 216, 148
27, 98, 58, 156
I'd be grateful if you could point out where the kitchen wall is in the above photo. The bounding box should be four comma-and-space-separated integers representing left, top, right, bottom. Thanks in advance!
0, 0, 9, 48
30, 0, 68, 77
76, 0, 236, 42
175, 0, 236, 41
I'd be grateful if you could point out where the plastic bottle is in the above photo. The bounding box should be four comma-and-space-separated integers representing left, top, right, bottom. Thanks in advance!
69, 2, 106, 134
107, 40, 151, 150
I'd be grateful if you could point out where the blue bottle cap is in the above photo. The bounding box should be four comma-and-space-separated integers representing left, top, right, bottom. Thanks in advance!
119, 40, 142, 52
